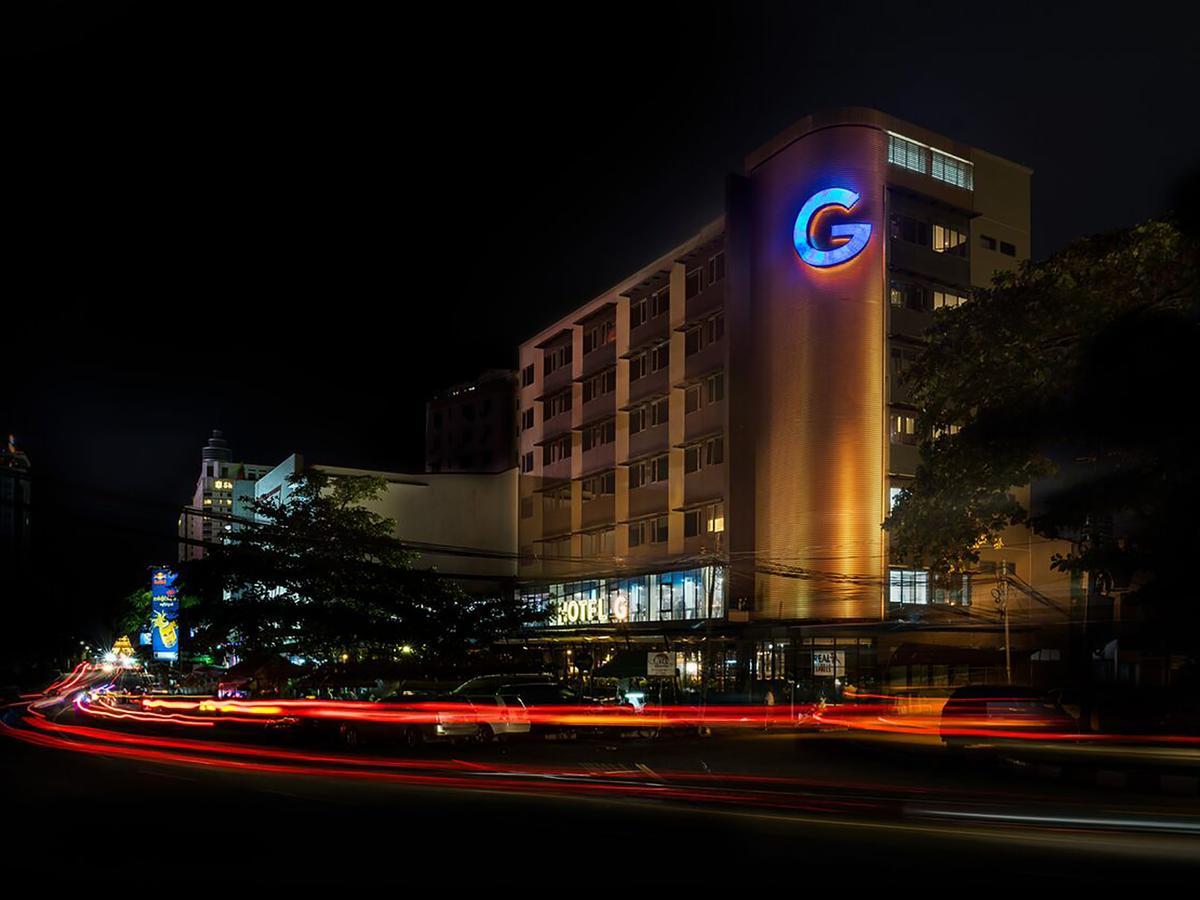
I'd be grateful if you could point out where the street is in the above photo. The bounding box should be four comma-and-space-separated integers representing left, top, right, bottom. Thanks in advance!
5, 702, 1199, 885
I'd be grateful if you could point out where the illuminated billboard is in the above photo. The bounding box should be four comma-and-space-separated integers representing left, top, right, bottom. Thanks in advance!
150, 567, 180, 662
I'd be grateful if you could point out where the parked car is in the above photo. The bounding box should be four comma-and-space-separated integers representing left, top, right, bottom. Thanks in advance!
940, 685, 1076, 751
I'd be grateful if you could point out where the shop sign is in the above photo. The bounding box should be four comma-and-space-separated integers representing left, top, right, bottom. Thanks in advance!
813, 650, 845, 677
551, 596, 603, 626
647, 651, 675, 677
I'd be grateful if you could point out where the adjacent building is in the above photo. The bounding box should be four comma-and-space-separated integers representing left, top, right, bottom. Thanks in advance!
425, 369, 518, 474
178, 430, 273, 561
515, 108, 1076, 693
255, 453, 518, 596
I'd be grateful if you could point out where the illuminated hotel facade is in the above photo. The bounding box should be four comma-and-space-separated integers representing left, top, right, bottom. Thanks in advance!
517, 108, 1074, 691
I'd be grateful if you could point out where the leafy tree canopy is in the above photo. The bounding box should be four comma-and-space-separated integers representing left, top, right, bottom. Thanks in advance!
885, 220, 1198, 621
180, 469, 530, 662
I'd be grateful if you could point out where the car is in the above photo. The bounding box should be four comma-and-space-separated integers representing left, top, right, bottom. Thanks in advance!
940, 685, 1076, 751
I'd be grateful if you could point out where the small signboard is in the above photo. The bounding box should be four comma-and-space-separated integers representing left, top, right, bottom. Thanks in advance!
813, 650, 845, 678
647, 651, 675, 678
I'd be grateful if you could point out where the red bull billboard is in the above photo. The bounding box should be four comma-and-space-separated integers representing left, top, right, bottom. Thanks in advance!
151, 566, 180, 662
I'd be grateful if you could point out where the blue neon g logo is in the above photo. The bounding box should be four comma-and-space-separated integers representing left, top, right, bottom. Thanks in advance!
793, 187, 872, 267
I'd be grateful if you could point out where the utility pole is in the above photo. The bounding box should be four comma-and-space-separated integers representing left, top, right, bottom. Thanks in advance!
701, 531, 722, 707
993, 562, 1012, 685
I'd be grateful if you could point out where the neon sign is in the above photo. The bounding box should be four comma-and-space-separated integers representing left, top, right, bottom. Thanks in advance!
792, 187, 872, 267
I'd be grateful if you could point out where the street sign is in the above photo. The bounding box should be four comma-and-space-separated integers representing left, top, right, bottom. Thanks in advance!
647, 651, 675, 677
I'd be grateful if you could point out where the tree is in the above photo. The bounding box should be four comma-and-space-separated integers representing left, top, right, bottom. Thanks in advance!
884, 220, 1199, 637
180, 469, 531, 663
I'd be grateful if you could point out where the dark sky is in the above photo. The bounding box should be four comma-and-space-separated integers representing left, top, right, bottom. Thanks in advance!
4, 2, 1198, 633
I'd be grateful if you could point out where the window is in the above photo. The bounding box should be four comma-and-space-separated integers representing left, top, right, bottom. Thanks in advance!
706, 371, 725, 404
889, 486, 903, 512
979, 234, 997, 251
685, 325, 702, 357
628, 520, 645, 547
685, 384, 702, 414
889, 413, 919, 445
583, 320, 615, 354
521, 408, 534, 430
543, 342, 572, 375
521, 364, 535, 388
582, 419, 615, 451
520, 451, 534, 473
685, 435, 724, 473
932, 423, 962, 439
887, 132, 928, 174
932, 289, 968, 310
629, 460, 646, 489
630, 297, 648, 329
685, 267, 704, 299
931, 149, 974, 190
581, 470, 615, 499
651, 515, 669, 543
650, 397, 669, 427
890, 213, 930, 248
543, 389, 572, 421
707, 251, 725, 285
1000, 241, 1016, 257
684, 501, 725, 537
542, 435, 572, 465
582, 368, 616, 402
581, 528, 614, 558
890, 347, 919, 380
932, 224, 968, 256
629, 353, 647, 382
650, 341, 670, 372
889, 280, 927, 312
651, 454, 669, 483
650, 287, 670, 318
931, 574, 971, 606
520, 496, 534, 519
629, 404, 647, 435
686, 312, 724, 356
889, 568, 929, 604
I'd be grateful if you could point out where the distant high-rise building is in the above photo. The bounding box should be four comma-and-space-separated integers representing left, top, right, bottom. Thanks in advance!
425, 369, 517, 474
1, 433, 32, 579
178, 430, 271, 561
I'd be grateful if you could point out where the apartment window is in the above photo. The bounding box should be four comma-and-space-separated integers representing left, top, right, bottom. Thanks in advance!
543, 342, 573, 375
706, 312, 725, 345
520, 451, 534, 473
543, 389, 572, 421
650, 514, 669, 544
650, 287, 670, 318
890, 213, 930, 248
685, 267, 704, 299
685, 312, 725, 357
630, 297, 648, 329
887, 132, 928, 174
979, 234, 997, 251
707, 251, 725, 286
629, 460, 646, 489
521, 408, 534, 430
628, 520, 646, 547
685, 384, 702, 414
1000, 241, 1017, 257
932, 224, 968, 257
542, 435, 572, 464
520, 496, 534, 519
684, 435, 724, 473
583, 320, 615, 354
889, 280, 927, 311
629, 353, 647, 382
581, 470, 615, 499
684, 501, 725, 537
932, 574, 972, 606
890, 347, 920, 379
706, 371, 725, 404
889, 568, 929, 605
932, 423, 962, 439
650, 342, 670, 373
629, 404, 647, 435
932, 289, 968, 310
931, 149, 974, 190
521, 364, 535, 388
889, 486, 904, 512
650, 396, 669, 427
685, 325, 703, 357
582, 419, 616, 451
582, 528, 615, 558
582, 368, 616, 402
889, 413, 919, 445
651, 454, 669, 483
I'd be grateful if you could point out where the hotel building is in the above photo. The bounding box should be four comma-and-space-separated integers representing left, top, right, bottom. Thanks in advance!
515, 108, 1076, 692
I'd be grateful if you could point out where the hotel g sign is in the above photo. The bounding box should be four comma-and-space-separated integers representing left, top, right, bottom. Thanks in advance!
792, 187, 872, 268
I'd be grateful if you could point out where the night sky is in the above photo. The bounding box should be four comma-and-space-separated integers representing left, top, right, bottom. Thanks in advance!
5, 3, 1198, 636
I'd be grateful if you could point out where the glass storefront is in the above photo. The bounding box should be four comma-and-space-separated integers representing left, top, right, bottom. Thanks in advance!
523, 565, 725, 627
